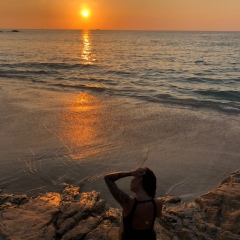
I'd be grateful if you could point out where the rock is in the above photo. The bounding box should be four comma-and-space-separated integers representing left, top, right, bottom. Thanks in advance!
62, 184, 81, 202
160, 195, 182, 205
156, 170, 240, 240
85, 224, 119, 240
195, 171, 240, 237
104, 207, 121, 223
0, 170, 239, 240
57, 218, 76, 235
62, 216, 102, 240
0, 192, 60, 240
0, 194, 28, 210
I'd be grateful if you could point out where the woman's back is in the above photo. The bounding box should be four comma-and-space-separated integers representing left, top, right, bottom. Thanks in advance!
126, 199, 156, 229
121, 198, 157, 240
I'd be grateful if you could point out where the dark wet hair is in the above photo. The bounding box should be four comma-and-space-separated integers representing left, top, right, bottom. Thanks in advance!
141, 168, 156, 198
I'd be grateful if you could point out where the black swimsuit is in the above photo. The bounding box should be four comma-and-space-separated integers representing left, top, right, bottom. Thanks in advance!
121, 198, 157, 240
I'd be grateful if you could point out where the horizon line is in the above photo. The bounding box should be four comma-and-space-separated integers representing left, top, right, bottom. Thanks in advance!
1, 28, 240, 32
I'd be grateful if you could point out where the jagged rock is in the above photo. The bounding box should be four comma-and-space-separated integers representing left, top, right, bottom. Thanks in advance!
161, 195, 182, 205
156, 170, 240, 240
57, 218, 76, 236
85, 224, 119, 240
0, 194, 28, 210
0, 193, 60, 240
0, 170, 239, 240
62, 216, 102, 240
195, 170, 240, 237
61, 184, 81, 202
104, 207, 121, 223
44, 224, 57, 240
56, 190, 105, 230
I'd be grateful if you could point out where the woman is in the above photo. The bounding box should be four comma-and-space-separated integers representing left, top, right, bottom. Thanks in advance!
104, 168, 162, 240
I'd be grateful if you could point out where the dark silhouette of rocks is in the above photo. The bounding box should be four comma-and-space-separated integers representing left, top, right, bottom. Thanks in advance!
0, 170, 239, 240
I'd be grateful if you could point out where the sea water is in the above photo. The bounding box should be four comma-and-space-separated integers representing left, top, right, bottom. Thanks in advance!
1, 30, 240, 113
0, 30, 240, 206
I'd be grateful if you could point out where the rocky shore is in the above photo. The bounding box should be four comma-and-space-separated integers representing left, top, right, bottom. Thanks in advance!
0, 170, 239, 240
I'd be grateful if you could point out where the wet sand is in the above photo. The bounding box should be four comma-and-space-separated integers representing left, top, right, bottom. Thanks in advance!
0, 79, 240, 207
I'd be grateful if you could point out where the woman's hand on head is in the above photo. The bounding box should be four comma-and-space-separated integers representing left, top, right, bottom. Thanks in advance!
131, 168, 146, 178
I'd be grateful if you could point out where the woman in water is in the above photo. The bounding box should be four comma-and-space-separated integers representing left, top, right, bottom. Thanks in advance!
104, 168, 162, 240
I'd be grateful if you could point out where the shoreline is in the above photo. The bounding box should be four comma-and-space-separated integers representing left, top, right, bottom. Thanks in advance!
1, 79, 240, 208
0, 170, 239, 240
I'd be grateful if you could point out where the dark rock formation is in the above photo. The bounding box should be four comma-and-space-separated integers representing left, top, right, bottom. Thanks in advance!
156, 170, 240, 240
0, 171, 239, 240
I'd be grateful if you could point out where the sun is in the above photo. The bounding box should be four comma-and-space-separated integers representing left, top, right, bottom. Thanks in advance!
81, 10, 90, 18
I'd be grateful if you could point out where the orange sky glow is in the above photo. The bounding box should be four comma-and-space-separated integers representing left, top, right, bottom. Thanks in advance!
1, 0, 240, 31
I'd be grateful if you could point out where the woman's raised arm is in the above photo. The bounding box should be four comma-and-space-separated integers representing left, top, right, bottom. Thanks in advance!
104, 171, 132, 206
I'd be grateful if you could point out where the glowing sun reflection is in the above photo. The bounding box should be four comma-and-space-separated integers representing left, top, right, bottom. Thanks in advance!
60, 92, 104, 160
81, 31, 93, 65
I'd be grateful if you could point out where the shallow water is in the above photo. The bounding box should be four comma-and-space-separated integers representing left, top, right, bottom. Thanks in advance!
0, 79, 239, 207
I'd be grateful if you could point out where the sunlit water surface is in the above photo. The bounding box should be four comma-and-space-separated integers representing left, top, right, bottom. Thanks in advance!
0, 30, 240, 207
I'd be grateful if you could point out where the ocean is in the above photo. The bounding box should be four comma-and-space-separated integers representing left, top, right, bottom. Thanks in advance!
0, 30, 240, 207
1, 30, 240, 113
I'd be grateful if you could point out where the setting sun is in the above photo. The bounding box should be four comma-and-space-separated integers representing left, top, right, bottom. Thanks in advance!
81, 10, 89, 18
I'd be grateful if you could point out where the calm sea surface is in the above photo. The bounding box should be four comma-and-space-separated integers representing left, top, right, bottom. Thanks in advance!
1, 30, 240, 114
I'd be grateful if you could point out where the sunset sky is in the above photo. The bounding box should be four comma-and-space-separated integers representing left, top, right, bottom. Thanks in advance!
1, 0, 240, 31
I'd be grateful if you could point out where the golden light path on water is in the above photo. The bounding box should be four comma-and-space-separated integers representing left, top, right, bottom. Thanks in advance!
54, 31, 109, 161
60, 92, 105, 160
81, 31, 92, 65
